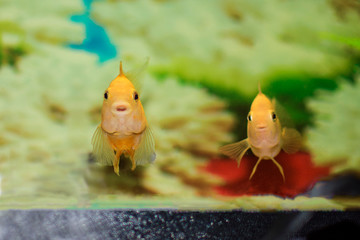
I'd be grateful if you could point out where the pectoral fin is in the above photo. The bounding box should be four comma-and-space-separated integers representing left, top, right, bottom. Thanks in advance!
219, 139, 250, 167
132, 126, 156, 170
91, 125, 115, 166
282, 127, 302, 154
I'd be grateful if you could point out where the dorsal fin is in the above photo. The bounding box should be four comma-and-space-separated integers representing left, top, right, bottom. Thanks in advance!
119, 61, 124, 77
258, 81, 262, 94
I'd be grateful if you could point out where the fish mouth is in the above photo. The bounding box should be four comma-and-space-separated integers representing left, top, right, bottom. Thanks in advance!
116, 105, 127, 112
111, 102, 131, 115
255, 125, 267, 131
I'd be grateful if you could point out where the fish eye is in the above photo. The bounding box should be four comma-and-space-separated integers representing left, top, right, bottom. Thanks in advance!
247, 114, 252, 121
271, 112, 277, 121
104, 91, 108, 100
133, 91, 139, 101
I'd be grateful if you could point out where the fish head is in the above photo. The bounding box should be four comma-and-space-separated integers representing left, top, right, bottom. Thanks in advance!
247, 92, 281, 145
101, 75, 145, 134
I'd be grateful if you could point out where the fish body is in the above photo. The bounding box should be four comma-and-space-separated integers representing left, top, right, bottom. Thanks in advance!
92, 62, 155, 175
220, 86, 301, 181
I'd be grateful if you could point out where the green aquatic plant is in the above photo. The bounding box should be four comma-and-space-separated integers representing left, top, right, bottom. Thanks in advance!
92, 0, 360, 98
322, 34, 360, 51
264, 76, 339, 130
0, 21, 28, 67
0, 44, 27, 67
306, 75, 360, 173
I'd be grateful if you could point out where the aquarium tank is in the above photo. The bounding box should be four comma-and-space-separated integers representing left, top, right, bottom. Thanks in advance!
1, 0, 360, 217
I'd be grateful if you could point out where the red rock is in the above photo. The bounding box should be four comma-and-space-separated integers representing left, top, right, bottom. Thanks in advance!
202, 151, 330, 198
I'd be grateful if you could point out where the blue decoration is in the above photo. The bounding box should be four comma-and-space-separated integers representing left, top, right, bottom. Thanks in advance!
68, 0, 118, 63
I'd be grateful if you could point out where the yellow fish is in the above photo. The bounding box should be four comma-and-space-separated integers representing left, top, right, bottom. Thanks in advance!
91, 61, 155, 175
219, 84, 301, 181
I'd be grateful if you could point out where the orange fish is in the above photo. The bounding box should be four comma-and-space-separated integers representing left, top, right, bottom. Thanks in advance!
91, 61, 155, 175
219, 84, 301, 181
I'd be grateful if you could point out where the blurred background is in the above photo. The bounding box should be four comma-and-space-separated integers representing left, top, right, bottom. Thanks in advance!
0, 0, 359, 210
